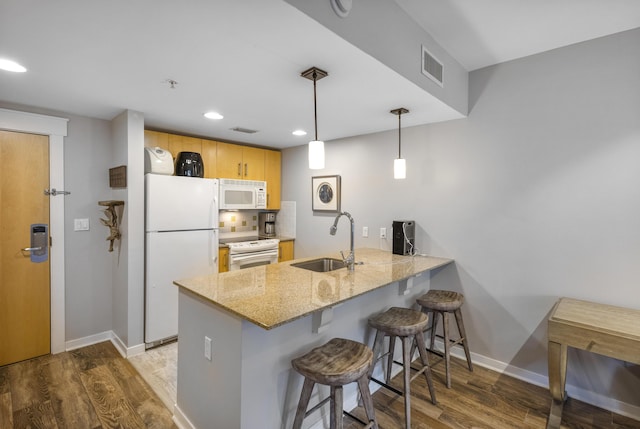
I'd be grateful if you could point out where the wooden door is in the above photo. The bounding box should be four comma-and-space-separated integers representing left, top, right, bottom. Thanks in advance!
0, 130, 50, 366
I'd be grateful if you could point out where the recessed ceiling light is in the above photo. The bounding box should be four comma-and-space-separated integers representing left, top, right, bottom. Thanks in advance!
0, 59, 27, 73
292, 130, 307, 136
204, 111, 223, 120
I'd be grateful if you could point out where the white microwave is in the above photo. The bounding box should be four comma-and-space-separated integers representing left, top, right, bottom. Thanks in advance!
218, 178, 267, 210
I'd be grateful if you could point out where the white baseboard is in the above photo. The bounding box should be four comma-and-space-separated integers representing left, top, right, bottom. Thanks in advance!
173, 404, 196, 429
64, 330, 145, 358
65, 331, 113, 351
444, 343, 640, 422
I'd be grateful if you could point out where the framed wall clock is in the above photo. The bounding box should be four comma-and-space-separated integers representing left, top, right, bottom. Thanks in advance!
312, 175, 341, 212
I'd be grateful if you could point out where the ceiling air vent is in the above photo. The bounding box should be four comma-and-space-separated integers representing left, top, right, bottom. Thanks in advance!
231, 127, 258, 134
421, 45, 443, 87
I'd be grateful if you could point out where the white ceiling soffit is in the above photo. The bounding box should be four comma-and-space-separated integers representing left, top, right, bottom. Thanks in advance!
395, 0, 640, 71
0, 0, 463, 149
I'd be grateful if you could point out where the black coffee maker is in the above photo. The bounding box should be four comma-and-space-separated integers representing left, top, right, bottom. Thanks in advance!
175, 152, 204, 177
392, 220, 415, 255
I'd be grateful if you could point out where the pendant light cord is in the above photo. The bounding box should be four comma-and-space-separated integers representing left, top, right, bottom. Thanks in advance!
398, 112, 402, 158
313, 71, 318, 141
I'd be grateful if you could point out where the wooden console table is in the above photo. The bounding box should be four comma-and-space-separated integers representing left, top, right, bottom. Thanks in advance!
547, 297, 640, 429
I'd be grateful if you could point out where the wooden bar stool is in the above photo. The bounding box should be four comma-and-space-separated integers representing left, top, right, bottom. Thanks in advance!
415, 289, 473, 388
368, 307, 437, 429
291, 338, 378, 429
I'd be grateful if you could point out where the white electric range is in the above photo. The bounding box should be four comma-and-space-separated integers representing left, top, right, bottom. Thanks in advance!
221, 236, 280, 270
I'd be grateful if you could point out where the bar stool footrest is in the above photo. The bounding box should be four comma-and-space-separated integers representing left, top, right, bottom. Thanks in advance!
369, 376, 404, 396
344, 411, 376, 429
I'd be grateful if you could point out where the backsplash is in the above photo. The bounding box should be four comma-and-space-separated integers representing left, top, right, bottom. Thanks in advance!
218, 210, 259, 234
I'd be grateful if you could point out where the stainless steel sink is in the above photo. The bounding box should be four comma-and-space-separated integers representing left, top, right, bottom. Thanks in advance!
291, 257, 346, 272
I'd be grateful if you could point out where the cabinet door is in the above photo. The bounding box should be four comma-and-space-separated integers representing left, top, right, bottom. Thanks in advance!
217, 142, 243, 178
168, 134, 203, 159
278, 241, 294, 262
242, 146, 265, 180
202, 139, 218, 179
144, 130, 169, 151
264, 150, 281, 210
219, 247, 229, 273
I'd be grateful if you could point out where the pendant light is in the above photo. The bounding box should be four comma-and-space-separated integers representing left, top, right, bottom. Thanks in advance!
301, 67, 328, 170
391, 108, 409, 179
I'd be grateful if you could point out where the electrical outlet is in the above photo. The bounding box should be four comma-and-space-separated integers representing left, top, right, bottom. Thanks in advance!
204, 336, 212, 361
362, 226, 369, 238
380, 227, 387, 239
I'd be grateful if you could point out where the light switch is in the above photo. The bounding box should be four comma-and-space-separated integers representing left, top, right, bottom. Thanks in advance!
380, 227, 387, 239
74, 218, 90, 231
362, 226, 369, 238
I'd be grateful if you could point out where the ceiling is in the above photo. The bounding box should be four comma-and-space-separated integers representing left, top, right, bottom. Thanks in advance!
1, 0, 639, 149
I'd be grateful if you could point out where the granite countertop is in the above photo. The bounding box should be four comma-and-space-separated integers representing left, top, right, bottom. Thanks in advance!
174, 248, 453, 330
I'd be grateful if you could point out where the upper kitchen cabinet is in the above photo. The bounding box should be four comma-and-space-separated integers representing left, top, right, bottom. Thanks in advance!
168, 134, 202, 159
264, 150, 281, 210
201, 139, 218, 179
216, 142, 265, 181
144, 130, 169, 150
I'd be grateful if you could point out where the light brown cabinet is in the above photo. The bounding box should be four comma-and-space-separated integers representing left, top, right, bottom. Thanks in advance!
144, 130, 281, 207
219, 247, 229, 273
216, 142, 265, 181
201, 139, 218, 179
278, 240, 294, 262
144, 130, 169, 150
168, 134, 202, 159
264, 150, 281, 210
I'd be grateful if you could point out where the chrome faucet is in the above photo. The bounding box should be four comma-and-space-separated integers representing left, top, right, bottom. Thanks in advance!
330, 211, 355, 271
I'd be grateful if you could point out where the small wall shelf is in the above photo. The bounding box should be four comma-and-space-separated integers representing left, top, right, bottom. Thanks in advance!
99, 200, 124, 252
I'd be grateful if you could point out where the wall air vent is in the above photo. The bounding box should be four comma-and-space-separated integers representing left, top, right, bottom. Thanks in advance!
421, 45, 443, 87
231, 127, 258, 134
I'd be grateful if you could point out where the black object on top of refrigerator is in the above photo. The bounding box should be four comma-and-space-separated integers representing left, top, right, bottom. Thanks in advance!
175, 152, 204, 177
392, 220, 415, 255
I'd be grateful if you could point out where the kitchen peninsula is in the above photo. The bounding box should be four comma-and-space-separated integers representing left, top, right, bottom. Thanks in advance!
173, 248, 453, 429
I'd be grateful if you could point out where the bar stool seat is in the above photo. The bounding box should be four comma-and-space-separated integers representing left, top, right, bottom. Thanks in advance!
291, 338, 378, 429
416, 289, 473, 388
368, 307, 436, 429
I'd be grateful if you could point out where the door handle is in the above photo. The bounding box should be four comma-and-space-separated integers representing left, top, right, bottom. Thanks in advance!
44, 188, 71, 196
244, 163, 248, 177
21, 247, 43, 252
237, 163, 241, 177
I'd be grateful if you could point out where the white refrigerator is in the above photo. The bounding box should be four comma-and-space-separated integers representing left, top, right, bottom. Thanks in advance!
144, 174, 219, 345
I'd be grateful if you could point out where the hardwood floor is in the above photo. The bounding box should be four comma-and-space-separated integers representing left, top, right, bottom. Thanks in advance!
1, 341, 638, 428
345, 355, 640, 429
0, 341, 176, 429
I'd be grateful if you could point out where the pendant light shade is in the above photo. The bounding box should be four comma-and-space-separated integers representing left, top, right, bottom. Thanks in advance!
308, 140, 325, 169
394, 158, 406, 179
301, 67, 328, 170
391, 108, 409, 179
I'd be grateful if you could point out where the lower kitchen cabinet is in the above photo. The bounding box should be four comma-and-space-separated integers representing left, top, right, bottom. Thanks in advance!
218, 247, 229, 273
278, 240, 294, 262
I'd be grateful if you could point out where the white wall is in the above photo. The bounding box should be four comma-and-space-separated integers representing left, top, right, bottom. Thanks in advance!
282, 28, 640, 413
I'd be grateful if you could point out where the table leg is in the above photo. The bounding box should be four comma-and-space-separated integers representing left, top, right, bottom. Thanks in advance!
547, 340, 567, 429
